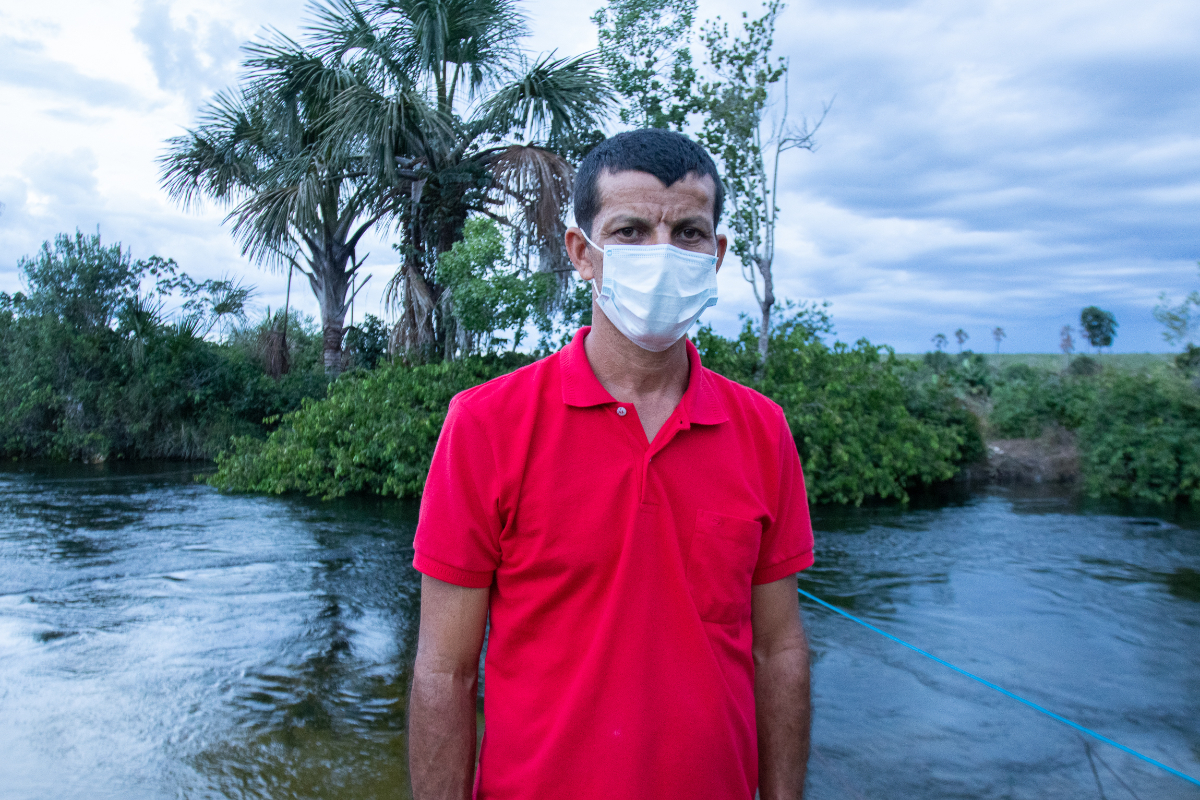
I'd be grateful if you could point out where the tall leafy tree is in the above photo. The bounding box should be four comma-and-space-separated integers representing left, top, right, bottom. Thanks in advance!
18, 230, 144, 331
592, 0, 700, 130
595, 0, 827, 362
1079, 306, 1118, 353
695, 0, 822, 362
160, 28, 433, 374
312, 0, 612, 361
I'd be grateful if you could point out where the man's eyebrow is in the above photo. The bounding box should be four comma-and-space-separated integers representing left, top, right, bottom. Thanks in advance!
603, 214, 652, 229
671, 215, 713, 230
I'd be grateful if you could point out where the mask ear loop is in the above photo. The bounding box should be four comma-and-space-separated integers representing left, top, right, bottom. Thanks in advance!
579, 229, 605, 298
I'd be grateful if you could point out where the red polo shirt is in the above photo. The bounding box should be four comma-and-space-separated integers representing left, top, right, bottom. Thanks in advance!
414, 327, 814, 799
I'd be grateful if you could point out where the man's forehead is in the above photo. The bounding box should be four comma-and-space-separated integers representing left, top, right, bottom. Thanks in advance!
594, 169, 716, 219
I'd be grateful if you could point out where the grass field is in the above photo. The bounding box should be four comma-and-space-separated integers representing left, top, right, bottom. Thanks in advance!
894, 352, 1176, 371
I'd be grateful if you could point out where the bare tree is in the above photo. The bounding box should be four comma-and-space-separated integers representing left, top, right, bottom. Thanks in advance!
1059, 325, 1074, 368
932, 333, 948, 352
954, 328, 969, 353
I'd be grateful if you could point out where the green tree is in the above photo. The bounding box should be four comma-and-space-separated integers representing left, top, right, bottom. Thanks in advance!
18, 230, 146, 330
313, 0, 612, 362
436, 217, 557, 352
594, 0, 825, 363
1, 233, 327, 462
592, 0, 700, 130
695, 0, 821, 362
159, 31, 413, 374
954, 328, 969, 352
344, 313, 389, 370
931, 332, 948, 352
1079, 306, 1118, 353
1153, 263, 1200, 346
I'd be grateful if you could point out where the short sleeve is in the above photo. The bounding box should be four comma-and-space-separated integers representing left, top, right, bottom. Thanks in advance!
413, 397, 502, 588
752, 408, 815, 584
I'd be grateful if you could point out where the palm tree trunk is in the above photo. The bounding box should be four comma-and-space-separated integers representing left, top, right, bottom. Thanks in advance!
304, 249, 353, 375
280, 263, 292, 376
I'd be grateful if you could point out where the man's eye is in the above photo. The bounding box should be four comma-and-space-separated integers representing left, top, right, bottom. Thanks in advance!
617, 228, 638, 237
681, 228, 701, 239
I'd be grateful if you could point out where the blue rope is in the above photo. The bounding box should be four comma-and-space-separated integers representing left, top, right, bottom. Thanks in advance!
797, 587, 1200, 789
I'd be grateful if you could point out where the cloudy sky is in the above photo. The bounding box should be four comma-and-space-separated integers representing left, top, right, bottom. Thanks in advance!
1, 0, 1198, 352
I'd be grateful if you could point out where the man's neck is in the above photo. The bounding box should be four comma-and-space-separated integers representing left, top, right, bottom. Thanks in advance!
582, 309, 690, 404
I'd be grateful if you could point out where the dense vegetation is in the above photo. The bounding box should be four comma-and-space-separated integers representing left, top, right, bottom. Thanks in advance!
0, 231, 327, 462
210, 354, 536, 500
8, 230, 1199, 506
209, 306, 985, 505
695, 310, 983, 504
922, 350, 1200, 504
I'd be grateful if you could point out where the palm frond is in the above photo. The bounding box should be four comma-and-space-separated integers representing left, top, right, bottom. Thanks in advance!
482, 144, 575, 282
158, 88, 269, 209
384, 0, 527, 94
484, 145, 571, 242
473, 51, 613, 147
307, 0, 418, 92
323, 81, 446, 181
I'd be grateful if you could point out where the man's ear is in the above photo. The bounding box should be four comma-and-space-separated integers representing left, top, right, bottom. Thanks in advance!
565, 227, 597, 281
715, 233, 729, 273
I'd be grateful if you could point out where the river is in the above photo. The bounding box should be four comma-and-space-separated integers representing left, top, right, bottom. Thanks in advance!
1, 463, 1197, 799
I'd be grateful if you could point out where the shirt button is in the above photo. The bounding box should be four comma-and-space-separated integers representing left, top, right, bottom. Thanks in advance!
616, 406, 627, 417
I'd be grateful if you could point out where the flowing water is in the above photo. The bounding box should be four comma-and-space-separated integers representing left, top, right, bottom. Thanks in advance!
1, 463, 1197, 799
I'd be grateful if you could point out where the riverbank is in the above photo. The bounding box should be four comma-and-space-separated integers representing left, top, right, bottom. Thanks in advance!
974, 427, 1081, 486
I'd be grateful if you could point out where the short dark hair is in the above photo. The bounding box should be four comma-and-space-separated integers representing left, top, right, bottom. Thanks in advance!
573, 129, 724, 237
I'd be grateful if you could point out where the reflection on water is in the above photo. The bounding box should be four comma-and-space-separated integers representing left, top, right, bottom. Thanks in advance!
0, 462, 420, 800
1, 463, 1198, 799
804, 487, 1200, 800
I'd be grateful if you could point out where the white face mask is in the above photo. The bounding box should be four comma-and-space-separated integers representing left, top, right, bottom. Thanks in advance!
581, 230, 719, 352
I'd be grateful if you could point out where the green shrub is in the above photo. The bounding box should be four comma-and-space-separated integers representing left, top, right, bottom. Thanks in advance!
1068, 355, 1102, 377
0, 311, 328, 461
1080, 370, 1200, 503
697, 312, 981, 505
987, 366, 1094, 439
209, 354, 535, 499
212, 307, 980, 505
1176, 344, 1200, 373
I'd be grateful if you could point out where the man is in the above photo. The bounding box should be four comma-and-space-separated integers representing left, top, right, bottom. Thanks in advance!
408, 129, 815, 800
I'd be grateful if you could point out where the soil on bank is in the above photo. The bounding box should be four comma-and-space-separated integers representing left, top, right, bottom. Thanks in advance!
973, 426, 1080, 486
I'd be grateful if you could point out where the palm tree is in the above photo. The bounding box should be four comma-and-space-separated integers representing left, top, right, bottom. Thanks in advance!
311, 0, 612, 361
159, 33, 432, 374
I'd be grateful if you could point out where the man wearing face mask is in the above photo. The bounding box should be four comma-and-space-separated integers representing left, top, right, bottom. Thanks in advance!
409, 129, 814, 800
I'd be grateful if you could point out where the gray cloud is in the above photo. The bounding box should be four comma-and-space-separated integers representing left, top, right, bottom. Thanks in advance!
133, 0, 242, 106
757, 0, 1200, 351
5, 0, 1198, 354
22, 149, 101, 207
0, 36, 144, 108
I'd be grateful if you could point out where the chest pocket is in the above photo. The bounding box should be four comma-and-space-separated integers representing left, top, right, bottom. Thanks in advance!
686, 510, 762, 625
